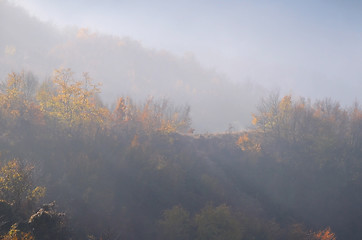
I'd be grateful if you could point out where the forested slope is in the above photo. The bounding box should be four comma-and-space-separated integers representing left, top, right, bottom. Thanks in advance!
0, 1, 263, 132
0, 70, 361, 239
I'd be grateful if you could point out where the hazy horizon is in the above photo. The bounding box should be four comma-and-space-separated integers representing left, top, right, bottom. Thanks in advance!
7, 0, 362, 105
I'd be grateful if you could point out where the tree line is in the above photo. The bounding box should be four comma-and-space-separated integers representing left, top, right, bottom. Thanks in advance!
1, 69, 361, 239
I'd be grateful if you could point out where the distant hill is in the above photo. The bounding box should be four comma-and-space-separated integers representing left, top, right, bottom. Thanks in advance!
0, 1, 264, 132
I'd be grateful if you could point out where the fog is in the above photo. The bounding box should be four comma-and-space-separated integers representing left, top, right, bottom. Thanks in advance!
1, 1, 268, 132
1, 0, 362, 132
2, 2, 362, 239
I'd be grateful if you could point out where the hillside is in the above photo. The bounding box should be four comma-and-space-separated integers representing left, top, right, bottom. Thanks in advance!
0, 1, 264, 132
0, 70, 361, 239
2, 2, 362, 240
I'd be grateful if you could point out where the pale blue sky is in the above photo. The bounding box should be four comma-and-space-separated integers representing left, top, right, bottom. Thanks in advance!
8, 0, 362, 103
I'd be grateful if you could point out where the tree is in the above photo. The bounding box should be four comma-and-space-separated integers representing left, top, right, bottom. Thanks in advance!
28, 202, 69, 240
158, 205, 192, 240
0, 159, 45, 214
194, 204, 242, 240
36, 68, 109, 135
1, 224, 34, 240
0, 71, 42, 130
251, 91, 281, 136
349, 102, 362, 150
112, 96, 191, 134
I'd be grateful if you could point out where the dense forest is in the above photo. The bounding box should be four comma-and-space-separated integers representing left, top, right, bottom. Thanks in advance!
0, 69, 361, 239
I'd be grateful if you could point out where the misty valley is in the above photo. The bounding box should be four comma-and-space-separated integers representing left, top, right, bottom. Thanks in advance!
1, 1, 362, 239
0, 69, 361, 239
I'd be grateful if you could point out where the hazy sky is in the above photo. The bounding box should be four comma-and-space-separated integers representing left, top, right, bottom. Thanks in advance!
8, 0, 362, 104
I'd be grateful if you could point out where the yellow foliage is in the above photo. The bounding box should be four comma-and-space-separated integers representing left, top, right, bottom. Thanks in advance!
159, 119, 178, 134
0, 159, 45, 210
37, 68, 109, 132
279, 95, 292, 112
1, 224, 34, 240
28, 186, 46, 202
0, 160, 32, 205
113, 96, 190, 134
0, 72, 42, 124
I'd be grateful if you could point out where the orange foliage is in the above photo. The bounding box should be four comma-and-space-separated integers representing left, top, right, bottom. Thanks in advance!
251, 114, 258, 125
312, 227, 336, 240
237, 133, 261, 152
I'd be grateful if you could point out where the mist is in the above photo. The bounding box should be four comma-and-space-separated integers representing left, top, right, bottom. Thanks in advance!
6, 0, 362, 101
1, 0, 270, 132
2, 1, 362, 240
3, 0, 362, 132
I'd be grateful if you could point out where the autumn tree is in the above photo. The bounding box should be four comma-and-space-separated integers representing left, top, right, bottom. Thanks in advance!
112, 97, 135, 123
0, 71, 42, 131
0, 224, 34, 240
36, 68, 109, 136
0, 159, 45, 215
251, 91, 281, 136
249, 93, 353, 157
112, 97, 191, 134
